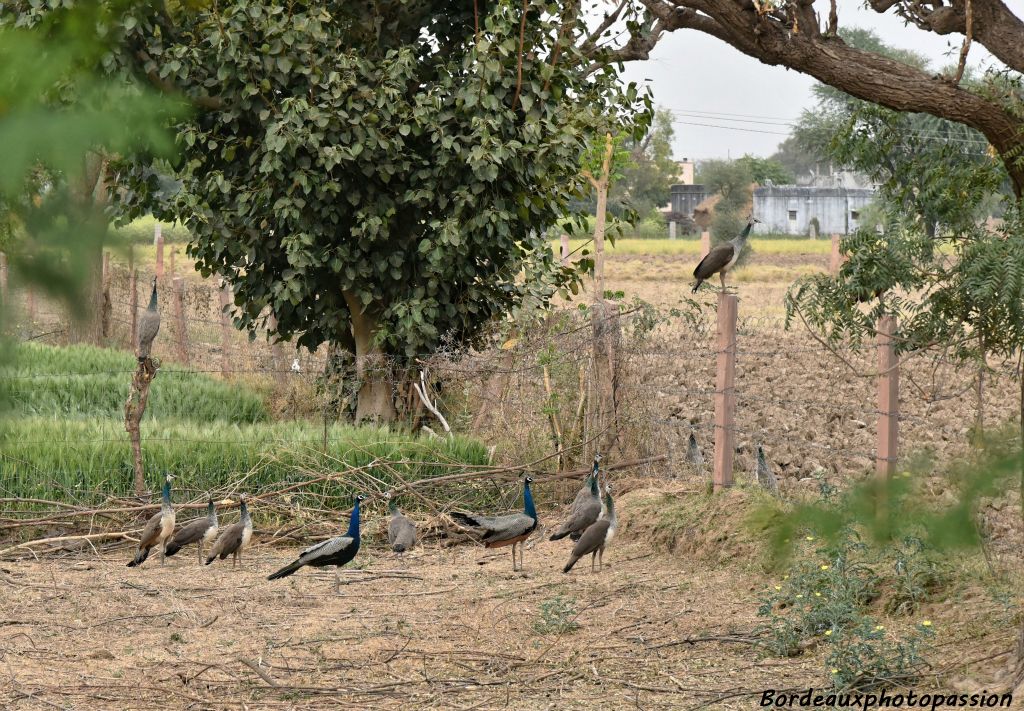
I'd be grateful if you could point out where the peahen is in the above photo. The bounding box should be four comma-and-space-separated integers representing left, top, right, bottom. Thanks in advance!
127, 474, 175, 567
692, 216, 759, 292
387, 494, 417, 554
687, 431, 704, 472
450, 477, 538, 571
268, 494, 365, 592
137, 276, 161, 361
563, 483, 617, 574
164, 495, 219, 564
550, 454, 601, 542
205, 495, 252, 568
755, 443, 779, 493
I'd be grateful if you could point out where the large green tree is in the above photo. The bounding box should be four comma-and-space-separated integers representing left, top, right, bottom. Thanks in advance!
113, 1, 647, 421
608, 107, 677, 217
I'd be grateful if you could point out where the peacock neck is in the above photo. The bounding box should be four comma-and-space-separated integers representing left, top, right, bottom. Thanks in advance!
346, 499, 361, 538
388, 501, 398, 515
523, 482, 536, 520
207, 500, 217, 523
239, 500, 250, 525
148, 284, 159, 310
160, 480, 171, 510
589, 474, 599, 496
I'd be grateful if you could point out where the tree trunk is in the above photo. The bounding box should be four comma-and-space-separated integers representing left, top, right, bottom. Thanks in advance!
124, 358, 158, 497
343, 292, 396, 424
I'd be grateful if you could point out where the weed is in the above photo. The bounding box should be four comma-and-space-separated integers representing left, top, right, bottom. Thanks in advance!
534, 595, 580, 635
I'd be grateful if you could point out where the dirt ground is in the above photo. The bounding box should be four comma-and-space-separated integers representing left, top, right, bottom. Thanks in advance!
4, 247, 1023, 709
0, 522, 810, 710
1, 482, 1018, 711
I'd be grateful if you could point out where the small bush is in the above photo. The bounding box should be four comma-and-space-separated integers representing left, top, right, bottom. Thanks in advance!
534, 595, 580, 635
757, 528, 936, 691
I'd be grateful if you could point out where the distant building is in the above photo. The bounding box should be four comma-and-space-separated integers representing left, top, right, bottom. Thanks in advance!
753, 185, 875, 236
669, 184, 707, 218
674, 159, 695, 185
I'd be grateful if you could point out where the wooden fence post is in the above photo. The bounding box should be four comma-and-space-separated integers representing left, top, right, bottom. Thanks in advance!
100, 251, 112, 338
267, 313, 286, 386
129, 268, 139, 351
172, 276, 190, 366
713, 292, 738, 491
830, 234, 842, 276
876, 315, 899, 478
168, 246, 176, 278
560, 234, 570, 265
218, 280, 233, 377
155, 233, 165, 279
0, 252, 8, 306
700, 230, 711, 259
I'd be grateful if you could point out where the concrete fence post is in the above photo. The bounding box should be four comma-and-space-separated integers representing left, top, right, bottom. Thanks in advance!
830, 234, 843, 276
713, 292, 738, 491
669, 221, 677, 240
700, 230, 711, 259
172, 276, 190, 366
876, 314, 899, 478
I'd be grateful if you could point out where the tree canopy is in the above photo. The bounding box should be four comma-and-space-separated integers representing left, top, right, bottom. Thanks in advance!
108, 1, 648, 420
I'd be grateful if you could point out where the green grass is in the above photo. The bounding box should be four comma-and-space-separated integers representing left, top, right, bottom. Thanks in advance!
0, 343, 492, 504
2, 343, 269, 424
554, 237, 833, 257
0, 417, 490, 501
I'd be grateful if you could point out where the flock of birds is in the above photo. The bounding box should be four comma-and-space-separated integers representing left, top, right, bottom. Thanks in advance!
126, 456, 618, 588
123, 214, 774, 585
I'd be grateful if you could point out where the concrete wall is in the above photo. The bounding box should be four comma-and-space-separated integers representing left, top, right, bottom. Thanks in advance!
670, 184, 707, 217
752, 186, 875, 235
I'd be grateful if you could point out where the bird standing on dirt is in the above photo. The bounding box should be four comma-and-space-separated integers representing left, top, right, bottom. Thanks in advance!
387, 494, 417, 554
692, 216, 759, 293
164, 496, 220, 564
755, 443, 779, 493
205, 495, 252, 568
127, 474, 175, 567
268, 494, 365, 592
550, 454, 601, 542
137, 276, 161, 361
563, 483, 617, 574
450, 477, 538, 572
687, 431, 704, 472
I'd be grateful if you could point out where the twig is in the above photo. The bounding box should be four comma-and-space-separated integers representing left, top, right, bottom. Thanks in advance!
239, 657, 279, 687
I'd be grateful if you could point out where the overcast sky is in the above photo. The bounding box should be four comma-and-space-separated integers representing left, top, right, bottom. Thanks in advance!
619, 0, 992, 161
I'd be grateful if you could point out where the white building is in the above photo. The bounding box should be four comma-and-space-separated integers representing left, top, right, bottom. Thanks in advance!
753, 185, 875, 236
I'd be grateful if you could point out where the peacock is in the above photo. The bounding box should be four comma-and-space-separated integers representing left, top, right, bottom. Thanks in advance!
127, 474, 175, 567
687, 431, 704, 472
268, 494, 365, 592
450, 477, 538, 571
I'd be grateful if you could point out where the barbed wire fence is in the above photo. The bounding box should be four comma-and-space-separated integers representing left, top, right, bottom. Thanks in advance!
2, 248, 1022, 530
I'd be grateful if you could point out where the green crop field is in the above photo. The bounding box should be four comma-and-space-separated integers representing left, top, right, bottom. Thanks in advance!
0, 343, 489, 502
